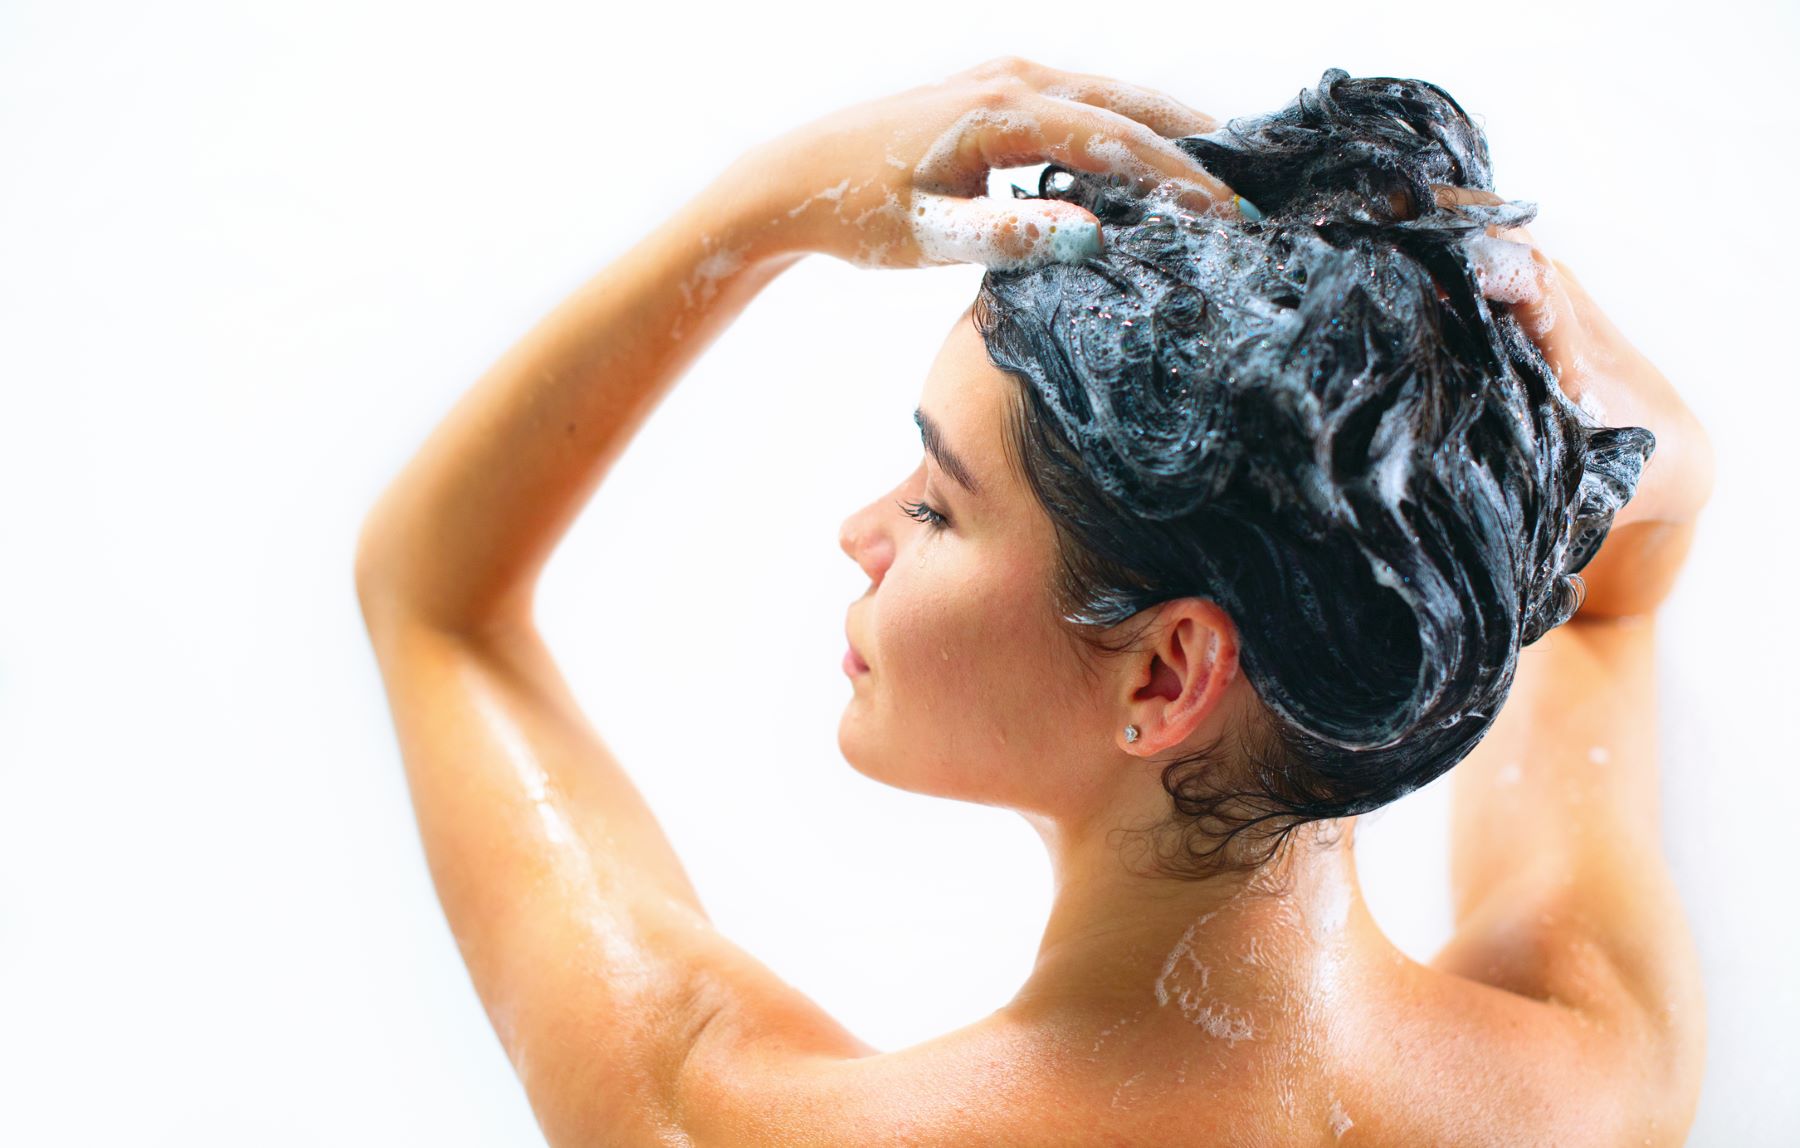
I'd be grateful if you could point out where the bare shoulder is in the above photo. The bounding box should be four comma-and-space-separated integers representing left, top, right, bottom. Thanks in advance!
1362, 953, 1694, 1146
673, 1008, 1284, 1148
672, 947, 1696, 1147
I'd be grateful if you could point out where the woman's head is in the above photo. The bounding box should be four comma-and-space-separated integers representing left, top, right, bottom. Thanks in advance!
840, 68, 1654, 876
838, 305, 1264, 858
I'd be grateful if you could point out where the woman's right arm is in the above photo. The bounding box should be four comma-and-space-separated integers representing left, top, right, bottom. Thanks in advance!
1430, 239, 1712, 1141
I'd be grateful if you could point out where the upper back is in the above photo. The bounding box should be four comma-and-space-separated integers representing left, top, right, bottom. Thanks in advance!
673, 900, 1681, 1147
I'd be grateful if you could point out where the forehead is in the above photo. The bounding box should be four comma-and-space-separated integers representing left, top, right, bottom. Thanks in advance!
919, 308, 1012, 465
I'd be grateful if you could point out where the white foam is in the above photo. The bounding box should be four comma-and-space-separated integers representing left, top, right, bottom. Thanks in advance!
1464, 234, 1542, 305
1084, 135, 1223, 211
1041, 82, 1212, 135
785, 177, 853, 219
692, 244, 745, 289
1090, 1012, 1142, 1054
1329, 1097, 1355, 1139
907, 107, 1104, 269
842, 186, 911, 269
915, 108, 1047, 192
909, 190, 1100, 271
1109, 1069, 1148, 1111
1153, 915, 1256, 1045
902, 111, 1227, 269
1310, 872, 1351, 939
1083, 134, 1158, 188
1368, 557, 1405, 593
1369, 399, 1417, 522
671, 236, 748, 339
1577, 388, 1607, 423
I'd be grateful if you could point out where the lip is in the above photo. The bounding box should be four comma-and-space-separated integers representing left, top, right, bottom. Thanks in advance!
843, 625, 870, 675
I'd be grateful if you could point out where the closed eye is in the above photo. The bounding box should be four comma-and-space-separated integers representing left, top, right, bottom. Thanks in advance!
897, 498, 949, 531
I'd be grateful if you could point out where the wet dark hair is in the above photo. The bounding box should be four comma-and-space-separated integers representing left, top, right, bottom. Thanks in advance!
972, 68, 1654, 877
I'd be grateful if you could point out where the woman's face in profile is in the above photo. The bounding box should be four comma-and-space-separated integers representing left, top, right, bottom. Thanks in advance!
837, 306, 1123, 817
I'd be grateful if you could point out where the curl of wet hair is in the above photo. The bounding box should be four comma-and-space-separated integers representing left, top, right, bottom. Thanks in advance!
973, 67, 1654, 877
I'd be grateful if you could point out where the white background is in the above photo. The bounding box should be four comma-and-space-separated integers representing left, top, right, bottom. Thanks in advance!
2, 1, 1794, 1143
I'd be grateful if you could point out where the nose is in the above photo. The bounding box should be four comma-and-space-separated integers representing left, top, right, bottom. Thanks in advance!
839, 497, 896, 585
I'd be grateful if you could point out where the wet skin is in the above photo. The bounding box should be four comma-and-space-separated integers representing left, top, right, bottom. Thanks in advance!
356, 57, 1713, 1146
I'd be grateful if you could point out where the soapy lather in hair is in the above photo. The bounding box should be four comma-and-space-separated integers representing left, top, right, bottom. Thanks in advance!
969, 68, 1654, 863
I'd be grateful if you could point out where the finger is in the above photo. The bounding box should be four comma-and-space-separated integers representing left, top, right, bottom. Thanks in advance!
1431, 184, 1507, 209
1024, 92, 1238, 214
1519, 263, 1585, 402
1426, 186, 1587, 386
1465, 234, 1579, 376
985, 57, 1217, 137
1478, 210, 1539, 248
1036, 74, 1218, 137
909, 190, 1104, 270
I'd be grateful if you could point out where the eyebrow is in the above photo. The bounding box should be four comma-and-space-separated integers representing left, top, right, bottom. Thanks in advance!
913, 407, 982, 498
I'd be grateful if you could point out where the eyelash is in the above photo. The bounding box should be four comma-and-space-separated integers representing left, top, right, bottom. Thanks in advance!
897, 497, 950, 532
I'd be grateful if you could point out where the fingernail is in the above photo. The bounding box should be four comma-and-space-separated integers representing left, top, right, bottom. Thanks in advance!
1234, 194, 1264, 223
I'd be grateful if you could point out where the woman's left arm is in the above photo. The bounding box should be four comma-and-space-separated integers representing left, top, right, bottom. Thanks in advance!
354, 56, 1232, 1146
352, 159, 840, 1145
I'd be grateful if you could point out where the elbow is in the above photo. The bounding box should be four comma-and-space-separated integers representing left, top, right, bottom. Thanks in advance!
352, 516, 382, 605
1639, 410, 1718, 527
1654, 408, 1717, 524
354, 489, 388, 580
352, 506, 533, 641
1567, 519, 1700, 622
1686, 415, 1717, 518
353, 505, 405, 635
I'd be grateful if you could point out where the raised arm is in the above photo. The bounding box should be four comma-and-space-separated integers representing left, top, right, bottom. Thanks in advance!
353, 57, 1239, 1147
1431, 229, 1713, 1137
353, 159, 816, 1145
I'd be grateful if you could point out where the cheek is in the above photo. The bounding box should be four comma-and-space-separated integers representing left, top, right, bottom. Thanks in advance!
878, 546, 1067, 709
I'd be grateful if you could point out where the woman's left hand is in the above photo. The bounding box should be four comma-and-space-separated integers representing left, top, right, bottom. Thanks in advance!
723, 56, 1241, 271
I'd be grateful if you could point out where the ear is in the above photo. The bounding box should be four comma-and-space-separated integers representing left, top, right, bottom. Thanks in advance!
1119, 599, 1240, 755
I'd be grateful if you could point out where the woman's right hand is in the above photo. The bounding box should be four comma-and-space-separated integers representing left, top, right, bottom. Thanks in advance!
728, 56, 1244, 271
1455, 203, 1716, 531
1438, 186, 1715, 615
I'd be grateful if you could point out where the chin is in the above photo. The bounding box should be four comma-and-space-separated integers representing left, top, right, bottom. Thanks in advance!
838, 724, 906, 789
837, 717, 946, 797
838, 720, 1005, 806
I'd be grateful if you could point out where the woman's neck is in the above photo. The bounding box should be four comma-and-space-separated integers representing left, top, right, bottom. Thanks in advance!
1006, 816, 1369, 1022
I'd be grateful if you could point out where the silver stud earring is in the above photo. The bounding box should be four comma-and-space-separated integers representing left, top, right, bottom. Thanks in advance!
1124, 724, 1139, 743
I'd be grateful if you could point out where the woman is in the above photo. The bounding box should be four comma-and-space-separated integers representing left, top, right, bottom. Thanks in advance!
356, 59, 1714, 1146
